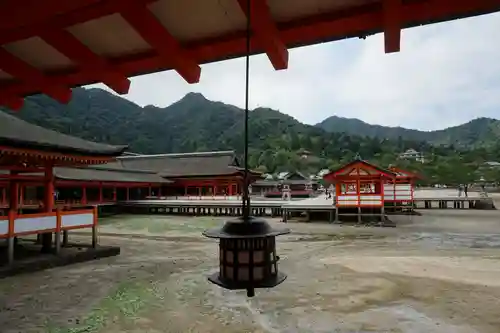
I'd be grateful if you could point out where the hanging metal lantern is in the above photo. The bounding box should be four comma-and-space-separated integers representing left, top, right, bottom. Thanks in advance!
203, 216, 290, 297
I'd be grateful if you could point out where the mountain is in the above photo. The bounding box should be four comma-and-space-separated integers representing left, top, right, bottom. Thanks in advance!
0, 88, 410, 172
3, 87, 500, 183
316, 115, 500, 148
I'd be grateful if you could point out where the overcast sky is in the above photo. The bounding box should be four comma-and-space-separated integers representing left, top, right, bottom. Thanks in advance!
93, 12, 500, 131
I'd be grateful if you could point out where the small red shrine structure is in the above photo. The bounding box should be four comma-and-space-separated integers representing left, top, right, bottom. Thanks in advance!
323, 159, 397, 222
384, 166, 420, 205
324, 159, 396, 208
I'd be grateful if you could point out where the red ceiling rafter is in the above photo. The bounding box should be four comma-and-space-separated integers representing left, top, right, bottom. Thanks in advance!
237, 0, 288, 70
40, 29, 131, 94
0, 0, 158, 45
0, 0, 102, 32
1, 96, 24, 111
0, 48, 71, 104
383, 0, 401, 53
0, 0, 498, 104
118, 1, 201, 84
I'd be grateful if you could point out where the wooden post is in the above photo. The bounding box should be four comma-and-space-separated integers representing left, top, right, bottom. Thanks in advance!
82, 186, 87, 204
356, 178, 361, 224
126, 186, 130, 201
113, 187, 117, 201
55, 208, 61, 254
98, 183, 103, 202
92, 206, 98, 248
41, 165, 54, 253
7, 209, 15, 264
62, 230, 69, 247
380, 179, 385, 222
19, 185, 24, 207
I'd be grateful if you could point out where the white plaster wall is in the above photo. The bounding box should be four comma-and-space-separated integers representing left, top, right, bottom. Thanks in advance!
14, 216, 56, 233
0, 220, 8, 236
61, 213, 93, 228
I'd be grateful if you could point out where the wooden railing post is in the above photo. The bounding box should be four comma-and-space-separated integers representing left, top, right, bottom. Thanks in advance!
92, 206, 98, 248
7, 210, 15, 264
55, 208, 61, 254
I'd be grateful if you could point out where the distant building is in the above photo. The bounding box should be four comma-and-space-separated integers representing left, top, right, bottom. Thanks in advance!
483, 161, 500, 168
317, 169, 330, 178
398, 148, 425, 163
252, 171, 318, 198
297, 149, 313, 159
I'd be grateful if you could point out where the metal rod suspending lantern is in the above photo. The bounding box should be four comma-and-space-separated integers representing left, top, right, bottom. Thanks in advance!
203, 0, 289, 298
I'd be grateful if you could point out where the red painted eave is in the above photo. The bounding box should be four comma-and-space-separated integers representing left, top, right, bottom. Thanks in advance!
0, 0, 498, 107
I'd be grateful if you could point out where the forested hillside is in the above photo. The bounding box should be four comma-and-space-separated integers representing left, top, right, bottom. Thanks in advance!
316, 115, 500, 148
4, 87, 500, 184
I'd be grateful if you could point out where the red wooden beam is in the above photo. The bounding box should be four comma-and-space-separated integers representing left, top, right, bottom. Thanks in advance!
0, 174, 45, 181
55, 180, 159, 187
383, 0, 401, 53
0, 48, 71, 104
237, 0, 288, 70
118, 1, 201, 84
1, 96, 24, 111
40, 29, 130, 94
0, 0, 499, 102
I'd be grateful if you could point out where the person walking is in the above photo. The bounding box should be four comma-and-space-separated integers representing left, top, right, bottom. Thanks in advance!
464, 184, 468, 197
458, 184, 463, 197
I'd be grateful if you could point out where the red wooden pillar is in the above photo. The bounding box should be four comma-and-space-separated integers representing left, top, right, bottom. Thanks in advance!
98, 183, 103, 202
9, 172, 19, 212
7, 172, 19, 264
126, 187, 130, 201
380, 178, 385, 203
213, 184, 217, 196
19, 185, 24, 206
184, 186, 188, 196
82, 186, 87, 204
2, 187, 6, 206
41, 165, 55, 253
198, 187, 202, 197
113, 187, 117, 201
44, 167, 54, 212
228, 183, 232, 196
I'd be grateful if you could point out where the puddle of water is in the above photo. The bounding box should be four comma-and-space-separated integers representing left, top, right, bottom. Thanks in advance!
401, 232, 500, 249
291, 234, 386, 242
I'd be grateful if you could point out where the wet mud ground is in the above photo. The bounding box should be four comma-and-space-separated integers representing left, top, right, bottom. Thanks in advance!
1, 210, 500, 332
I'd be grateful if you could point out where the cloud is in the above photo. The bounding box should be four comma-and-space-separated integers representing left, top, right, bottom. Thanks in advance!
92, 12, 500, 131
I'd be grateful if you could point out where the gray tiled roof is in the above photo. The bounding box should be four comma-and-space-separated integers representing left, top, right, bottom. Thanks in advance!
53, 167, 171, 183
0, 111, 127, 156
111, 151, 246, 178
253, 179, 317, 186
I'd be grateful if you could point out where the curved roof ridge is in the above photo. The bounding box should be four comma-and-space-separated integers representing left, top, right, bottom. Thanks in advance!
118, 150, 235, 159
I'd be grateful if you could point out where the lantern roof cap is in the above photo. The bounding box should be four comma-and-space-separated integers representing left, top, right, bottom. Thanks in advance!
203, 217, 289, 239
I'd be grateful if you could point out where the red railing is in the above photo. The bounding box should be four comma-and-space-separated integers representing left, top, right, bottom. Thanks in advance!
0, 207, 97, 239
